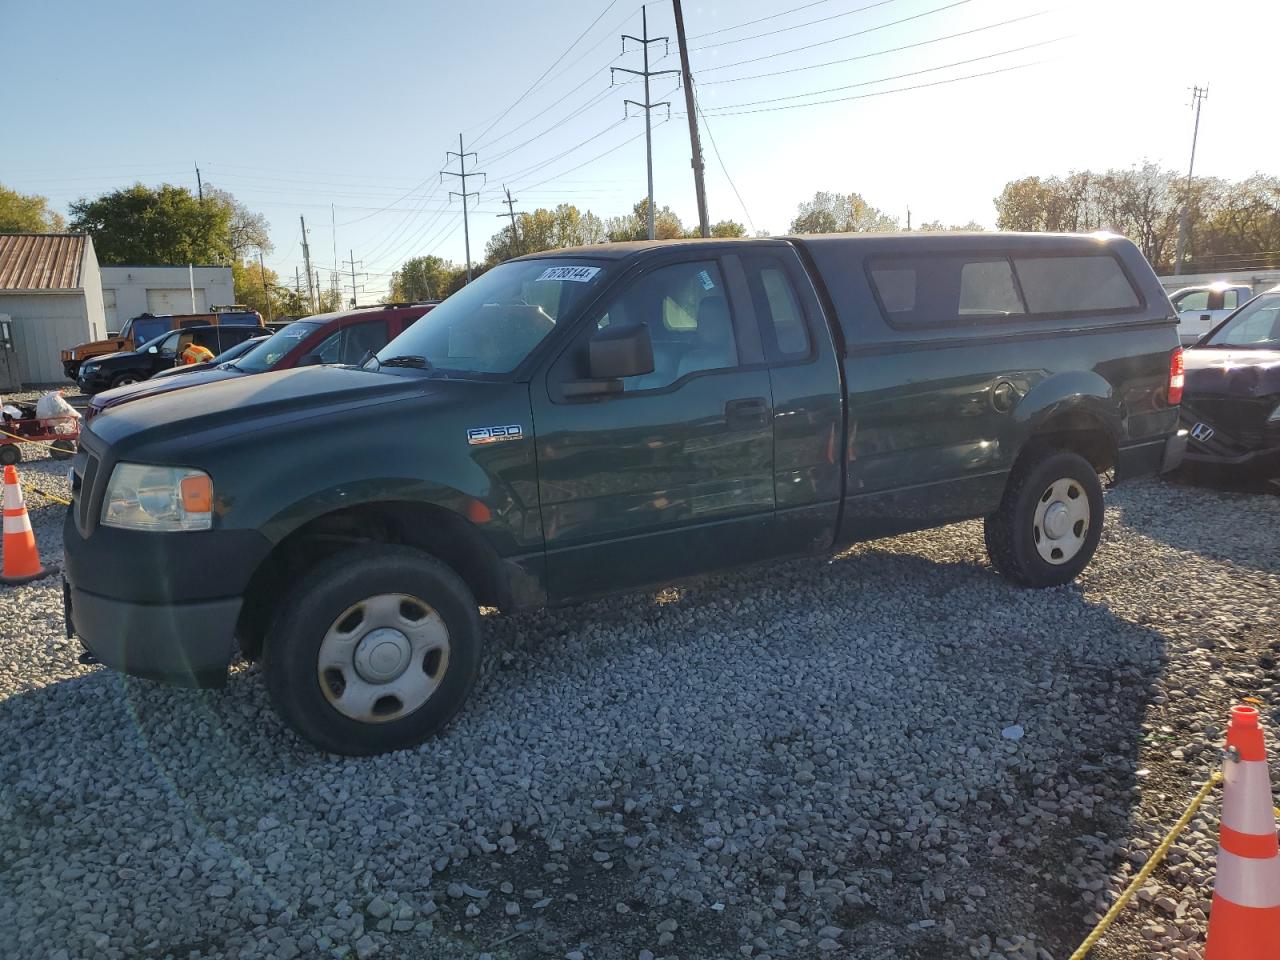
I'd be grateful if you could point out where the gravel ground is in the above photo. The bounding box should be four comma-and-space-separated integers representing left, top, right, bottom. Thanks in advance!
0, 451, 1276, 960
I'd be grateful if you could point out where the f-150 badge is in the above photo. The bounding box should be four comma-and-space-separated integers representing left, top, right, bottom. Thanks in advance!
467, 425, 523, 445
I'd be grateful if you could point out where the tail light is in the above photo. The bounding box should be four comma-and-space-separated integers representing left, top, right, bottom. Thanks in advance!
1168, 347, 1184, 405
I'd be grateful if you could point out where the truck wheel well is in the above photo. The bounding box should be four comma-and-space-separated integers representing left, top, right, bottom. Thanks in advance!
235, 501, 506, 661
1023, 410, 1117, 474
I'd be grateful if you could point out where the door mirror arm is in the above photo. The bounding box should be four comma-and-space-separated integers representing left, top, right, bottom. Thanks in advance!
562, 378, 624, 399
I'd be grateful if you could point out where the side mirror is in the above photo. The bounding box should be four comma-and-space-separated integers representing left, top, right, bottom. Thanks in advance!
300, 353, 324, 366
564, 323, 655, 397
147, 346, 158, 354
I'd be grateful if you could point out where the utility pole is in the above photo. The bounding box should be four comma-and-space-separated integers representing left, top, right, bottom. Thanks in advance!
300, 215, 317, 313
672, 0, 709, 238
331, 203, 340, 284
195, 163, 203, 202
343, 250, 366, 307
295, 267, 301, 295
257, 248, 272, 322
1173, 85, 1208, 276
906, 207, 912, 231
497, 186, 522, 255
442, 134, 485, 283
613, 6, 678, 241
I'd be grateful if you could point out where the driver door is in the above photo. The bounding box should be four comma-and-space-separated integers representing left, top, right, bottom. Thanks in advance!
532, 254, 776, 601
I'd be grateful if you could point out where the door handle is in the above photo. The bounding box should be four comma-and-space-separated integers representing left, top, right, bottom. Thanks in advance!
1200, 314, 1211, 322
725, 396, 769, 429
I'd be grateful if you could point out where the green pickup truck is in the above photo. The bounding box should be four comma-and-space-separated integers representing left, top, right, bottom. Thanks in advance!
64, 233, 1186, 754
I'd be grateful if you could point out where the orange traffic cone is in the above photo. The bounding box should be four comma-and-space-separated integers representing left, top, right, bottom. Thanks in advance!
1, 464, 47, 584
1206, 704, 1280, 959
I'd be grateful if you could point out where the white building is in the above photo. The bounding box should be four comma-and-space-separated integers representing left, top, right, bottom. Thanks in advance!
99, 265, 235, 332
0, 233, 106, 386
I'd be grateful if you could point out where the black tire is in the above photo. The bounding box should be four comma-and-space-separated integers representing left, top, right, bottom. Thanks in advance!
0, 444, 19, 466
110, 374, 140, 389
49, 439, 76, 461
262, 545, 482, 755
984, 449, 1104, 588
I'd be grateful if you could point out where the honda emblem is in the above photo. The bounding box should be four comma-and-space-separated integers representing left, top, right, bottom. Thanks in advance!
1190, 422, 1215, 443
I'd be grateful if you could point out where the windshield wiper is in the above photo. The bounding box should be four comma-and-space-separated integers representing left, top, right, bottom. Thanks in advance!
380, 355, 431, 369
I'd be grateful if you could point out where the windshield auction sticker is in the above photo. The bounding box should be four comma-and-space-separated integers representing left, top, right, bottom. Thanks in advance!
535, 266, 601, 283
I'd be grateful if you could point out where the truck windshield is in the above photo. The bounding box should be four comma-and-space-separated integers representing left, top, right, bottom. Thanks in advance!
234, 320, 324, 372
1203, 294, 1280, 348
372, 259, 607, 375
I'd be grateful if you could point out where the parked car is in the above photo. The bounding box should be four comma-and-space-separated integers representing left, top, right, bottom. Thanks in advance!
64, 233, 1184, 754
61, 309, 263, 380
1169, 282, 1255, 345
146, 334, 270, 382
1181, 285, 1280, 475
84, 303, 436, 418
75, 324, 265, 395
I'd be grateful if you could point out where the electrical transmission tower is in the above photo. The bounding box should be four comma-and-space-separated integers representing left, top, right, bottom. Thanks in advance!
612, 5, 678, 241
300, 216, 317, 313
442, 134, 486, 283
343, 250, 366, 307
497, 186, 522, 255
1173, 85, 1208, 276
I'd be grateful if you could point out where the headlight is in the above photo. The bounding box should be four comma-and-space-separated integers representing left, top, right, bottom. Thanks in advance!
101, 463, 213, 531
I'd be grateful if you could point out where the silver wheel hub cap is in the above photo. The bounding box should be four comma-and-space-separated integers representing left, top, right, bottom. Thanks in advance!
317, 593, 451, 724
1032, 477, 1091, 566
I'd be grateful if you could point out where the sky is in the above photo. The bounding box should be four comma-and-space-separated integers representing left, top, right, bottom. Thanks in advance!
2, 0, 1278, 301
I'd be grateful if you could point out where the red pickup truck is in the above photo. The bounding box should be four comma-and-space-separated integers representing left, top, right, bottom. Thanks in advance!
86, 302, 437, 418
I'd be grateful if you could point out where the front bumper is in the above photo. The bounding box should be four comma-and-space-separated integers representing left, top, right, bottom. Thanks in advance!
76, 368, 112, 395
66, 577, 240, 687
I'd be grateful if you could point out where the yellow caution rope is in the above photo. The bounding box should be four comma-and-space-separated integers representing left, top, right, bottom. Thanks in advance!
1069, 772, 1223, 959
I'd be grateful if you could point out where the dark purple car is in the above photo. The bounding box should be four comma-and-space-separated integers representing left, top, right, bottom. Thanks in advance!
1181, 285, 1280, 475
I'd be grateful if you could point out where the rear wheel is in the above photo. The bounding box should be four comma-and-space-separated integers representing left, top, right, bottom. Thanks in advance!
263, 545, 482, 755
110, 374, 140, 389
984, 449, 1103, 587
49, 439, 76, 461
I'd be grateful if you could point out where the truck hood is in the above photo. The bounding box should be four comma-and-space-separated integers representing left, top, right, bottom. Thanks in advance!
1184, 348, 1280, 399
92, 367, 244, 411
88, 366, 429, 451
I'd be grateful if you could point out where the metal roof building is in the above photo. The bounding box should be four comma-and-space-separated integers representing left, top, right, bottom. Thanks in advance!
0, 233, 106, 386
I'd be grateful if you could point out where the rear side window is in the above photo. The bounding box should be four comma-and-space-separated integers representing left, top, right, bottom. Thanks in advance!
868, 252, 1140, 327
1013, 256, 1138, 313
1222, 289, 1240, 310
743, 256, 811, 358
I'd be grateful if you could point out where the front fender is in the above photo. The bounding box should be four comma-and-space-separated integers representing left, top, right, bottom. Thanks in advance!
258, 477, 477, 545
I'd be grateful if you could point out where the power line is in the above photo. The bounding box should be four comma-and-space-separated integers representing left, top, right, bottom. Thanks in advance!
698, 37, 1067, 113
687, 0, 836, 40
695, 93, 755, 235
697, 0, 974, 74
493, 119, 627, 186
699, 10, 1051, 85
517, 114, 673, 193
690, 59, 1048, 117
471, 0, 624, 148
689, 0, 907, 51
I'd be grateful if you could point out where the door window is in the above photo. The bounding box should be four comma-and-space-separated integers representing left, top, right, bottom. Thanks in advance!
1175, 290, 1210, 312
312, 331, 342, 364
341, 320, 390, 364
592, 260, 738, 392
743, 257, 811, 359
155, 331, 183, 358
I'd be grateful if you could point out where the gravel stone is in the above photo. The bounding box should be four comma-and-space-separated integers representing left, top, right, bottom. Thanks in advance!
0, 461, 1274, 960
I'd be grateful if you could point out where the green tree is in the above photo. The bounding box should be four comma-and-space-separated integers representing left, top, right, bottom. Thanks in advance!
0, 184, 65, 232
388, 255, 464, 301
916, 220, 985, 232
606, 199, 687, 241
708, 220, 747, 238
789, 191, 898, 234
69, 183, 234, 264
204, 185, 272, 258
485, 203, 606, 264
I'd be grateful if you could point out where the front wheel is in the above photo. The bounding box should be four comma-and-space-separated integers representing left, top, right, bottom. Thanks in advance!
263, 545, 482, 755
110, 374, 140, 389
984, 449, 1104, 588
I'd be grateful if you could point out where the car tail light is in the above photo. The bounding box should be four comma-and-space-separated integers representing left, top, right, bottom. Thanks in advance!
1168, 347, 1184, 405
